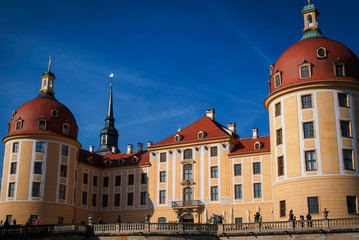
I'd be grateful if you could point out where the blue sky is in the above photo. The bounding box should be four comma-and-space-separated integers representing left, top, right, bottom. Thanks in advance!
0, 0, 358, 181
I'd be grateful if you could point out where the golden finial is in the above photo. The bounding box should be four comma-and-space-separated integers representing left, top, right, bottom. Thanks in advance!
109, 73, 114, 86
308, 0, 311, 4
48, 56, 52, 71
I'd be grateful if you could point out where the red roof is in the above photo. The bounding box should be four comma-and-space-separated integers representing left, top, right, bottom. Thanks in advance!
151, 116, 239, 147
230, 136, 270, 155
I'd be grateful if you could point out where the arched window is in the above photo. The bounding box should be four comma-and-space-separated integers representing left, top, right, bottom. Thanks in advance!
158, 217, 166, 223
183, 187, 192, 203
254, 142, 261, 150
184, 149, 192, 160
183, 164, 192, 180
307, 14, 313, 27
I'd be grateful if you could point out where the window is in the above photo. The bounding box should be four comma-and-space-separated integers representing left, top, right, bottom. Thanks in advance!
12, 142, 19, 153
158, 217, 166, 223
280, 200, 286, 217
211, 186, 218, 201
160, 152, 166, 162
184, 149, 193, 160
38, 120, 46, 130
83, 173, 88, 184
340, 121, 351, 137
278, 156, 284, 176
114, 193, 120, 207
305, 150, 316, 171
93, 176, 98, 187
32, 182, 41, 197
211, 166, 218, 178
128, 174, 134, 185
82, 192, 87, 205
308, 197, 319, 214
235, 218, 242, 224
254, 183, 261, 198
334, 62, 345, 77
183, 164, 192, 180
299, 63, 311, 79
61, 145, 68, 156
160, 171, 166, 182
15, 120, 22, 130
254, 142, 261, 150
159, 190, 166, 204
301, 95, 312, 109
34, 162, 42, 174
141, 173, 147, 184
11, 111, 16, 120
253, 162, 261, 174
316, 47, 327, 59
6, 215, 12, 224
10, 162, 17, 174
140, 192, 147, 205
234, 164, 241, 176
127, 192, 134, 206
275, 102, 281, 117
274, 72, 282, 88
234, 185, 242, 199
102, 195, 108, 207
343, 149, 354, 170
338, 93, 349, 107
62, 123, 70, 134
276, 129, 282, 145
183, 187, 192, 202
115, 175, 121, 186
210, 147, 218, 157
92, 194, 97, 207
36, 142, 44, 152
59, 185, 66, 200
57, 217, 64, 224
174, 134, 181, 142
103, 176, 109, 187
347, 196, 357, 214
51, 109, 58, 118
8, 182, 15, 197
198, 131, 204, 139
303, 122, 314, 138
60, 165, 67, 177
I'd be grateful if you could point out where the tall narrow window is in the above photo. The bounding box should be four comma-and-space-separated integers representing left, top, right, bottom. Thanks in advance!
140, 192, 147, 205
274, 72, 282, 88
211, 166, 218, 178
159, 190, 166, 204
308, 197, 319, 214
343, 149, 354, 170
32, 182, 41, 197
278, 156, 284, 176
59, 185, 66, 200
340, 121, 351, 137
82, 192, 87, 205
92, 194, 97, 207
347, 196, 357, 214
93, 176, 98, 187
301, 95, 312, 109
160, 152, 166, 162
83, 173, 88, 184
211, 186, 218, 201
338, 93, 349, 107
15, 120, 22, 130
334, 62, 345, 77
210, 147, 218, 157
115, 175, 121, 186
127, 192, 134, 206
184, 149, 193, 160
276, 129, 283, 145
61, 146, 68, 156
254, 183, 261, 198
103, 177, 109, 187
305, 150, 316, 171
275, 103, 281, 117
183, 187, 192, 203
234, 164, 241, 176
102, 195, 108, 207
36, 142, 44, 152
141, 173, 147, 184
280, 200, 286, 217
60, 165, 67, 177
12, 142, 19, 153
234, 185, 242, 199
114, 193, 120, 207
253, 162, 261, 174
303, 122, 314, 138
128, 174, 134, 185
8, 182, 15, 197
160, 171, 166, 182
183, 164, 192, 180
10, 162, 17, 174
34, 162, 43, 174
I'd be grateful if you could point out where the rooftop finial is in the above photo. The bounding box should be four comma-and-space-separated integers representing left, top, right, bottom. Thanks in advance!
48, 56, 52, 71
308, 0, 311, 4
109, 73, 114, 87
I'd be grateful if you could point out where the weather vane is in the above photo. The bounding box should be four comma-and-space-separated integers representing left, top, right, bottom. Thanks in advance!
109, 72, 114, 86
48, 56, 52, 71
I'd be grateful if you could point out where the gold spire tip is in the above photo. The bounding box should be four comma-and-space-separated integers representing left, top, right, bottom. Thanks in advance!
48, 56, 52, 71
308, 0, 311, 4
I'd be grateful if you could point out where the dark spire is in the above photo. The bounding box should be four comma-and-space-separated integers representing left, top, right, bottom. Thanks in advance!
95, 79, 120, 155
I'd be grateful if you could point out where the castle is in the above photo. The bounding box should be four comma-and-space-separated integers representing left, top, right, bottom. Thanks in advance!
1, 2, 359, 225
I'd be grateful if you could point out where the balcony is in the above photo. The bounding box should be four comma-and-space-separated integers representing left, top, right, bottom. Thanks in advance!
172, 200, 204, 208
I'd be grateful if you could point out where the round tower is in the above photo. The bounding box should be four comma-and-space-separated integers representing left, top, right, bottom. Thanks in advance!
0, 61, 81, 224
264, 2, 359, 220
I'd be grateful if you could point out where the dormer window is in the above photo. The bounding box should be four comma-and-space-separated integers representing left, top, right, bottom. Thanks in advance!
273, 72, 282, 88
132, 156, 138, 163
316, 47, 327, 59
334, 61, 345, 77
38, 120, 47, 130
11, 111, 16, 120
62, 123, 70, 134
254, 142, 261, 150
15, 120, 23, 131
175, 134, 182, 142
51, 109, 58, 118
299, 62, 312, 79
198, 131, 206, 139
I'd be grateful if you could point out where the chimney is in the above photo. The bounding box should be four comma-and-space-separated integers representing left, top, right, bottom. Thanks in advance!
127, 144, 133, 154
111, 146, 116, 154
137, 142, 143, 152
228, 123, 236, 134
89, 145, 94, 153
206, 109, 215, 120
252, 128, 259, 139
147, 141, 153, 147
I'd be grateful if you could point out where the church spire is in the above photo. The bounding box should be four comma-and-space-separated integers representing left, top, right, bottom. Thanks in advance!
95, 73, 119, 155
38, 56, 56, 100
301, 0, 323, 40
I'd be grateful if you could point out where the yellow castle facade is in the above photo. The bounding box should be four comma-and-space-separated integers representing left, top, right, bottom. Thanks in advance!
1, 2, 359, 225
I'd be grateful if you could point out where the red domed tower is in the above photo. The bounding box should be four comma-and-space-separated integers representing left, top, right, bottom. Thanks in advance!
0, 60, 81, 224
265, 1, 359, 220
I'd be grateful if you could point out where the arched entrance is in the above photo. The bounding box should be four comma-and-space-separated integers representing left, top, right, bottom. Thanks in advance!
182, 213, 194, 223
